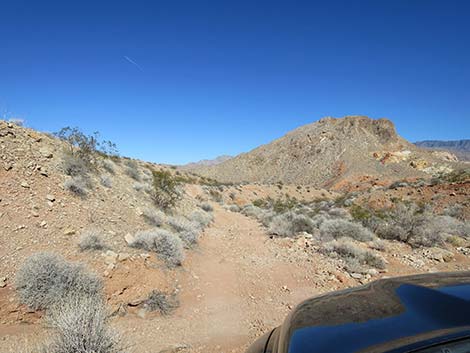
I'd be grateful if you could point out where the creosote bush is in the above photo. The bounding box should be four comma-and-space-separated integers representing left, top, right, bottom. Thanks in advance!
55, 127, 118, 184
15, 252, 103, 310
144, 290, 179, 315
79, 230, 107, 251
129, 229, 184, 267
151, 170, 181, 210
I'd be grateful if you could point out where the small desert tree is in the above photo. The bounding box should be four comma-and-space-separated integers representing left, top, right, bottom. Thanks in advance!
150, 170, 181, 209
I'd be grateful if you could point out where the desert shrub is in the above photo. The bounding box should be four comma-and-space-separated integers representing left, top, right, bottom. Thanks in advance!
323, 238, 386, 270
200, 202, 213, 212
252, 198, 270, 209
15, 253, 103, 310
133, 182, 144, 191
142, 207, 165, 226
229, 204, 240, 212
319, 219, 374, 242
55, 127, 118, 170
167, 216, 202, 248
271, 196, 299, 213
189, 210, 213, 228
369, 238, 386, 251
314, 200, 336, 212
389, 181, 409, 189
327, 207, 351, 219
151, 170, 181, 209
129, 229, 184, 267
439, 169, 470, 184
43, 295, 123, 353
8, 118, 24, 126
64, 177, 88, 197
241, 205, 264, 219
447, 235, 467, 247
349, 205, 372, 222
268, 212, 315, 237
443, 204, 465, 221
101, 159, 116, 174
125, 166, 141, 181
208, 189, 223, 203
259, 209, 276, 227
373, 203, 455, 248
168, 216, 200, 232
79, 230, 107, 251
100, 175, 112, 188
144, 290, 179, 315
310, 214, 327, 229
430, 215, 469, 237
62, 152, 89, 177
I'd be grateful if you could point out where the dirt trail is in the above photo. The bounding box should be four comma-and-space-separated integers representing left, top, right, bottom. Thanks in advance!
120, 204, 340, 353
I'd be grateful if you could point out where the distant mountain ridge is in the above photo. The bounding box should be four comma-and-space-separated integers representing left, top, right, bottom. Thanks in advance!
414, 140, 470, 161
191, 116, 460, 186
180, 155, 233, 170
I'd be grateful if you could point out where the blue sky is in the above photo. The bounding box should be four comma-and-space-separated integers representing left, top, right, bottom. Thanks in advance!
1, 0, 469, 164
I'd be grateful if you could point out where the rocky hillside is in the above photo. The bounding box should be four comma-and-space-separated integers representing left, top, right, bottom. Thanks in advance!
192, 116, 460, 186
415, 140, 470, 161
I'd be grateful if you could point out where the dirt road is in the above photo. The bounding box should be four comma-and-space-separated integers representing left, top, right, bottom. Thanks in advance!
117, 204, 350, 353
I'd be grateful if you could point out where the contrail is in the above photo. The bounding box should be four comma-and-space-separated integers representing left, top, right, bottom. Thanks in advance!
124, 56, 144, 71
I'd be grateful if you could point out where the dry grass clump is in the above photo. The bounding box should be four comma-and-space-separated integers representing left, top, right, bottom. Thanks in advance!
129, 229, 184, 267
142, 207, 166, 227
64, 177, 89, 196
320, 218, 374, 242
42, 296, 124, 353
143, 290, 179, 315
323, 238, 386, 271
79, 230, 107, 251
15, 253, 103, 310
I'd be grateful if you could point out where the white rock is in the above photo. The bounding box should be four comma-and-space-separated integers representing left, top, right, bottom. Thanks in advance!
124, 233, 134, 245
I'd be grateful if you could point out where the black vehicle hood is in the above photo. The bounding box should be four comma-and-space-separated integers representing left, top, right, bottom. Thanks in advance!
278, 271, 470, 353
